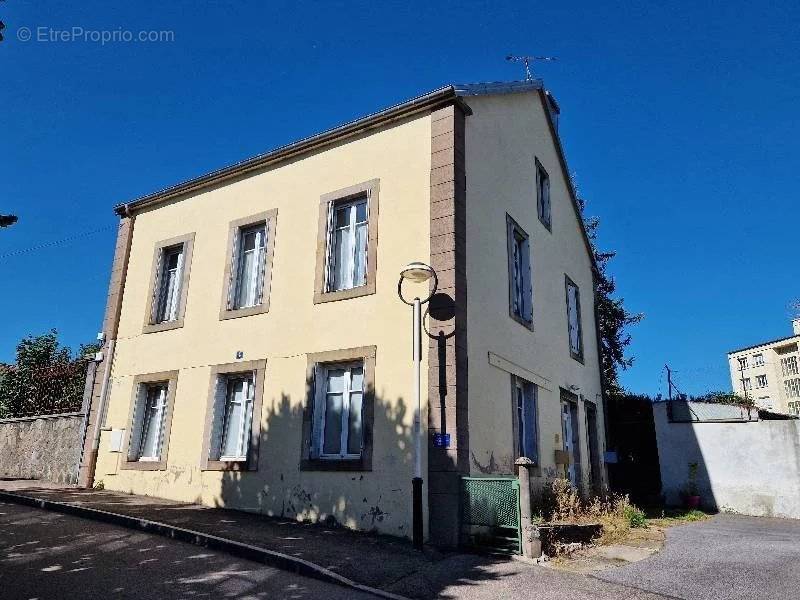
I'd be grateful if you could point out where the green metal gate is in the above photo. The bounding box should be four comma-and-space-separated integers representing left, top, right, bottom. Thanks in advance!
460, 477, 521, 554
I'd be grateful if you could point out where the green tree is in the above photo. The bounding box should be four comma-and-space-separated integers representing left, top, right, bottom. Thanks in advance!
0, 330, 98, 418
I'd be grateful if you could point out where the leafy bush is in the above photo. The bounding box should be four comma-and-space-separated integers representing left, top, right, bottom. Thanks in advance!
624, 504, 647, 528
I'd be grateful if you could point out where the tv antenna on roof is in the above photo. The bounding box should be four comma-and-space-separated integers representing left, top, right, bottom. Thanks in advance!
505, 55, 557, 81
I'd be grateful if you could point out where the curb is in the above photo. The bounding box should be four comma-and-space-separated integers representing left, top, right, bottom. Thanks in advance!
0, 490, 410, 600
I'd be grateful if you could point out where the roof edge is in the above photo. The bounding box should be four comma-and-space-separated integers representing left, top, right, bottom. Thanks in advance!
115, 85, 466, 216
727, 334, 800, 356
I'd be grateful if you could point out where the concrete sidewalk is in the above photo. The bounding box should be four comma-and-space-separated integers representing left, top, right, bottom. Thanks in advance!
0, 480, 513, 599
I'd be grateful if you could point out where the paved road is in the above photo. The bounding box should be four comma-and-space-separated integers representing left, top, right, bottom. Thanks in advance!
0, 501, 374, 600
596, 514, 800, 600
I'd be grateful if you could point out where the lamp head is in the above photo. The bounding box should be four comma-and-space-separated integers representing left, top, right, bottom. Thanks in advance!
400, 262, 434, 284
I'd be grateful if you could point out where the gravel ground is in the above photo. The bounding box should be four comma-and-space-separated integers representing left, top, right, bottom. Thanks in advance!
596, 513, 800, 600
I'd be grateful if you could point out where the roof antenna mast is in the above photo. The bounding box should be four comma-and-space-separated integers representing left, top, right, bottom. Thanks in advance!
505, 55, 557, 81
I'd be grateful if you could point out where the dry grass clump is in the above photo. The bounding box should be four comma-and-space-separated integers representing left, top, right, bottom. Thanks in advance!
542, 478, 646, 545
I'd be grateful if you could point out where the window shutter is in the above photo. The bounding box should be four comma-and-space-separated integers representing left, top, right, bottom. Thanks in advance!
526, 385, 539, 463
309, 365, 325, 459
543, 176, 551, 225
227, 229, 241, 310
128, 384, 147, 461
523, 240, 533, 322
255, 226, 268, 305
208, 376, 227, 461
151, 250, 164, 323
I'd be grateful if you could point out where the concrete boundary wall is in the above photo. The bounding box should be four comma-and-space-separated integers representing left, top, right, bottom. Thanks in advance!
654, 402, 800, 519
0, 412, 85, 484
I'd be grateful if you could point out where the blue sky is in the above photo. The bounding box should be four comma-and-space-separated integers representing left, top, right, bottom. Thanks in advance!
2, 1, 798, 397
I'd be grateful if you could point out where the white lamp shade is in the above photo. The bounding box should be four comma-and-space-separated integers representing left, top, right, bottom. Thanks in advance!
400, 262, 434, 283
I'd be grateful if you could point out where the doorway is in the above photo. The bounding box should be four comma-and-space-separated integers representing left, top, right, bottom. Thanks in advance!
560, 390, 581, 489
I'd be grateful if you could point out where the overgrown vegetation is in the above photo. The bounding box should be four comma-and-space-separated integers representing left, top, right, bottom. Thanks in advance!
0, 330, 98, 418
689, 390, 754, 408
537, 478, 647, 546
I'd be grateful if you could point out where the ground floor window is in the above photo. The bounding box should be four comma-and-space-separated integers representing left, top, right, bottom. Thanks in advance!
213, 373, 255, 461
314, 361, 364, 459
513, 376, 538, 462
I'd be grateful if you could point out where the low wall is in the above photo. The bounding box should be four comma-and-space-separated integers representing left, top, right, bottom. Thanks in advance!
0, 412, 85, 484
654, 402, 800, 519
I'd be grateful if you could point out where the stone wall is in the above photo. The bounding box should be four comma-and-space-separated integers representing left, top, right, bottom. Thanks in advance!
0, 413, 85, 484
654, 402, 800, 519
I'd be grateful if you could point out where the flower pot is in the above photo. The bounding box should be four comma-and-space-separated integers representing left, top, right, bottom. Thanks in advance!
685, 495, 701, 509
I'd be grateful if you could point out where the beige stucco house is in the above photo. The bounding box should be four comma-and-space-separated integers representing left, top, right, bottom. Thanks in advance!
727, 319, 800, 415
78, 80, 607, 547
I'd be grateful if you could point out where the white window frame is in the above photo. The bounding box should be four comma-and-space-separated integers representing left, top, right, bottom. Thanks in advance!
212, 373, 256, 462
135, 383, 168, 461
755, 374, 768, 388
313, 361, 364, 460
742, 377, 752, 391
753, 353, 765, 367
514, 376, 538, 462
789, 401, 800, 417
154, 244, 185, 323
536, 158, 551, 230
785, 378, 800, 399
565, 276, 584, 360
228, 224, 268, 310
737, 356, 749, 370
324, 195, 369, 293
507, 216, 533, 325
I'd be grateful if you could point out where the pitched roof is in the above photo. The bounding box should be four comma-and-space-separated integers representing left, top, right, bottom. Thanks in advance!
113, 80, 597, 272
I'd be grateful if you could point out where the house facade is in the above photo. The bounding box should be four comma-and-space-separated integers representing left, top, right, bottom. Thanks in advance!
727, 319, 800, 415
78, 80, 607, 547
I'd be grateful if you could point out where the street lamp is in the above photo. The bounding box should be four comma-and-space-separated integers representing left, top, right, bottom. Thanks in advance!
397, 261, 437, 550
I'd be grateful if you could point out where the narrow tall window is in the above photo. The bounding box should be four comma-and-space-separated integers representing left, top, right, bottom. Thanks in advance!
514, 377, 538, 461
565, 276, 583, 360
536, 159, 551, 230
136, 383, 168, 461
753, 353, 765, 367
507, 216, 532, 326
756, 374, 768, 388
155, 245, 184, 323
215, 374, 255, 461
785, 378, 800, 399
742, 377, 752, 392
737, 356, 749, 370
314, 362, 364, 459
327, 197, 368, 292
232, 224, 267, 310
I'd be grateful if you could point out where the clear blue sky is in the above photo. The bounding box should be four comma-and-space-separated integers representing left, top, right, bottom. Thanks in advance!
2, 1, 798, 397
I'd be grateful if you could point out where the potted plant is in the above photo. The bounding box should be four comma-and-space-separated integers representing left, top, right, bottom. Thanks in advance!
683, 462, 701, 509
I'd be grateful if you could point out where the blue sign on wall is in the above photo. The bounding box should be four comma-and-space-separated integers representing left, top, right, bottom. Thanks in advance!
433, 432, 451, 448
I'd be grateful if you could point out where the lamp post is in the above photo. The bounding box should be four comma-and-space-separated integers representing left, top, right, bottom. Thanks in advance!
397, 261, 437, 550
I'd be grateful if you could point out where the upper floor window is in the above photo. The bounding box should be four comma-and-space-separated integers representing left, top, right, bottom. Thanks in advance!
753, 353, 765, 367
536, 158, 551, 231
742, 377, 752, 391
314, 180, 379, 304
755, 374, 768, 388
785, 378, 800, 399
220, 211, 277, 320
737, 356, 749, 370
789, 401, 800, 417
565, 276, 584, 361
513, 376, 538, 462
781, 356, 799, 377
506, 215, 532, 327
328, 197, 368, 292
144, 233, 195, 333
156, 245, 184, 322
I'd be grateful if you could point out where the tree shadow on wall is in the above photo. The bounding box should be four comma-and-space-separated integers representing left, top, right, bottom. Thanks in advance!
212, 380, 512, 599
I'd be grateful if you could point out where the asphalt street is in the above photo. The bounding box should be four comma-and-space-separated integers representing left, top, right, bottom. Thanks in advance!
0, 501, 374, 599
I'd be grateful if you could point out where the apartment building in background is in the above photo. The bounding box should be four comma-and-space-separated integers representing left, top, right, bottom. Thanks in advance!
78, 80, 607, 547
728, 319, 800, 415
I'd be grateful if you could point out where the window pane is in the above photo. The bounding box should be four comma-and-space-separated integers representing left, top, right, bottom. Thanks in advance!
355, 199, 367, 223
157, 246, 183, 322
323, 393, 343, 455
347, 391, 363, 455
327, 369, 346, 393
335, 205, 350, 228
350, 366, 364, 392
353, 222, 367, 287
221, 379, 246, 458
568, 284, 580, 353
332, 228, 352, 290
235, 249, 256, 308
523, 384, 537, 459
139, 385, 166, 459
